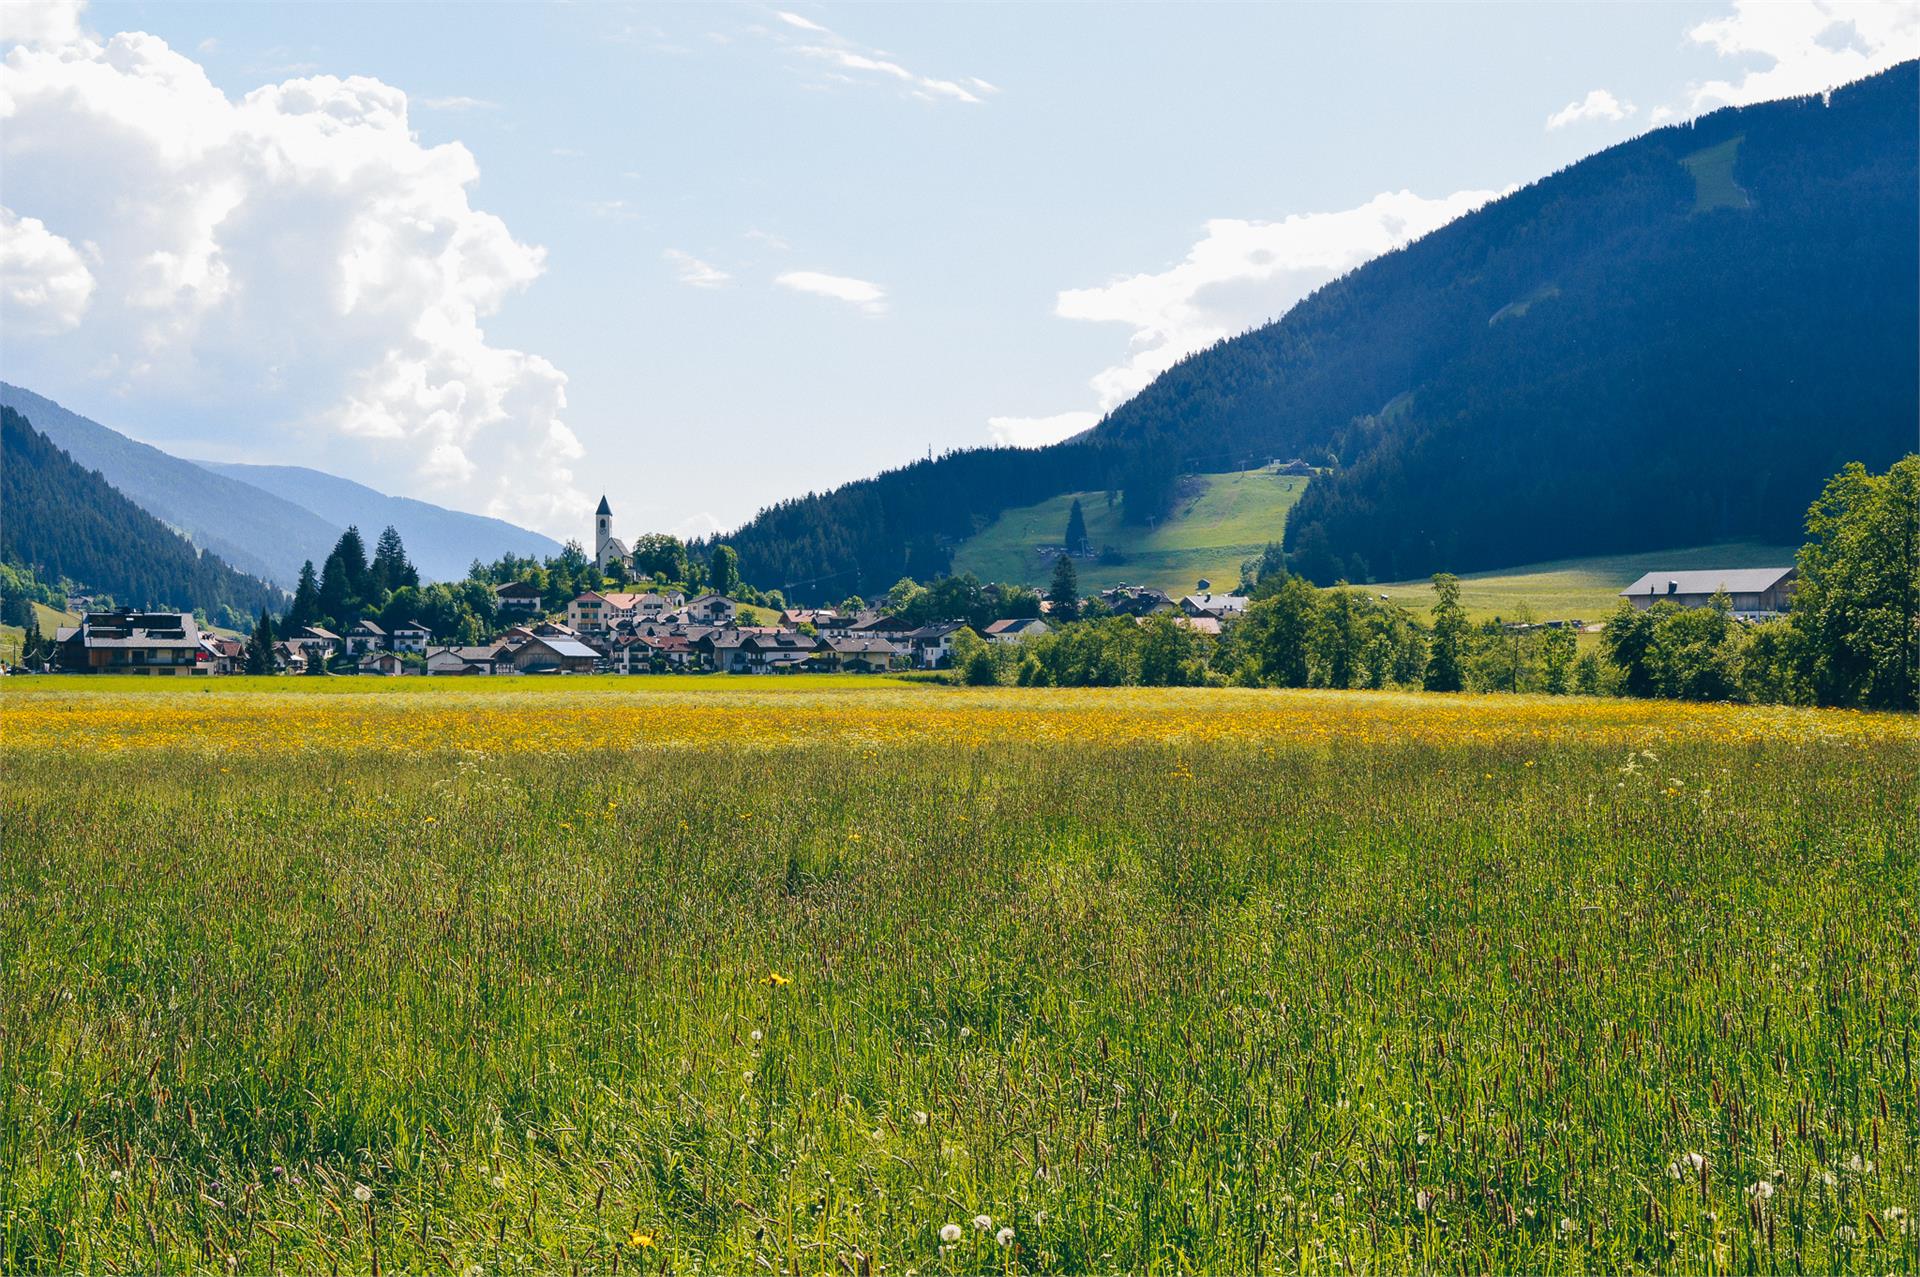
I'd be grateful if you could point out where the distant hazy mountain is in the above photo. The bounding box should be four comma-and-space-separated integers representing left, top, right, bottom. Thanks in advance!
194, 461, 563, 582
2, 405, 281, 617
0, 382, 564, 586
0, 383, 339, 588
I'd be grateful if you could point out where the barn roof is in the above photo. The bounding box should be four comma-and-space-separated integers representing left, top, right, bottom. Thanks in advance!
1620, 567, 1795, 597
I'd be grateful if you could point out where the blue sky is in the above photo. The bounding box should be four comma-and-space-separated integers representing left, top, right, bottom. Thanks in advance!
2, 1, 1913, 544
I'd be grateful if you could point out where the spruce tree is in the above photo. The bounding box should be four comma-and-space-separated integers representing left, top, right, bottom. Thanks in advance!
245, 610, 276, 674
317, 550, 352, 630
335, 527, 370, 598
370, 526, 418, 596
1048, 553, 1080, 622
287, 560, 322, 631
1065, 499, 1089, 556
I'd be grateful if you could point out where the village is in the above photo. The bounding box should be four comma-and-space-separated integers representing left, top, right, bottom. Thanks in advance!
42, 583, 1257, 677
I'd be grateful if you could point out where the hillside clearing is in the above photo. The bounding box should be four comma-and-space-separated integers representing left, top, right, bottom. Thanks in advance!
952, 469, 1307, 595
1374, 541, 1797, 622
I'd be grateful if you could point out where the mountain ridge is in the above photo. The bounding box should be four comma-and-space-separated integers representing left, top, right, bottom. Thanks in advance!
0, 383, 564, 586
710, 62, 1918, 601
2, 405, 281, 620
191, 460, 563, 584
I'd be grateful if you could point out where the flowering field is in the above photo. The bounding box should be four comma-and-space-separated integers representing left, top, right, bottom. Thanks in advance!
3, 678, 1916, 1273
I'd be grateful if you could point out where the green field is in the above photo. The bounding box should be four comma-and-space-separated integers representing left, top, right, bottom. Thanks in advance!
952, 468, 1307, 596
3, 678, 1916, 1273
0, 601, 78, 665
1376, 541, 1797, 624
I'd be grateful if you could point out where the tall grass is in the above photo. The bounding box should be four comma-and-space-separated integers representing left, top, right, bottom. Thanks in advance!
2, 682, 1915, 1272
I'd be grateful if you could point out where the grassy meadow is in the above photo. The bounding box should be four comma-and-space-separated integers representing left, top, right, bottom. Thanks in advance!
952, 470, 1308, 596
2, 677, 1916, 1274
1375, 542, 1799, 624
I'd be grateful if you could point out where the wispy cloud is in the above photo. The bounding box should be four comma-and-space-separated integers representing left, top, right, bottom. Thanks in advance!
665, 249, 732, 289
744, 228, 791, 250
1546, 88, 1635, 130
773, 10, 828, 34
757, 11, 996, 106
775, 269, 887, 314
419, 95, 498, 112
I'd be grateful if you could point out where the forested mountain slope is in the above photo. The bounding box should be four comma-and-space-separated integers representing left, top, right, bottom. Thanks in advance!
0, 384, 340, 589
715, 63, 1917, 599
1, 407, 281, 618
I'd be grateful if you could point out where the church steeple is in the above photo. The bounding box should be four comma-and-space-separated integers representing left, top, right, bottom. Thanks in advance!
594, 495, 619, 573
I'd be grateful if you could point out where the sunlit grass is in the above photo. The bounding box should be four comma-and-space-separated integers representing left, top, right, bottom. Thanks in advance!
2, 679, 1914, 1272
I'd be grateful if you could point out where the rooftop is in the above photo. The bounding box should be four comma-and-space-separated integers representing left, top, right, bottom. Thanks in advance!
1620, 567, 1795, 597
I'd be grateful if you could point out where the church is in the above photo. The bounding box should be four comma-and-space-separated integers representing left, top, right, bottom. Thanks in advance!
593, 496, 630, 574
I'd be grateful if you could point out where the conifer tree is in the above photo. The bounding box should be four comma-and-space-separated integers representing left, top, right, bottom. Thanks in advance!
1048, 553, 1080, 622
1065, 499, 1089, 556
244, 610, 276, 674
286, 560, 322, 631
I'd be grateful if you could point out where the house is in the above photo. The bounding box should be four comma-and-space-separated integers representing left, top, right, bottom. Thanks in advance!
509, 634, 599, 674
271, 640, 310, 674
612, 633, 697, 673
357, 650, 406, 676
982, 617, 1050, 645
202, 636, 244, 675
493, 580, 544, 617
826, 635, 900, 673
685, 593, 738, 624
906, 621, 968, 669
845, 611, 915, 642
343, 620, 387, 655
697, 629, 752, 674
781, 608, 849, 631
299, 625, 342, 652
571, 591, 682, 632
567, 591, 613, 633
1180, 592, 1248, 619
54, 610, 212, 675
424, 644, 510, 675
389, 620, 433, 653
741, 631, 821, 674
1620, 567, 1796, 618
1274, 458, 1315, 476
1100, 586, 1176, 616
1139, 613, 1222, 636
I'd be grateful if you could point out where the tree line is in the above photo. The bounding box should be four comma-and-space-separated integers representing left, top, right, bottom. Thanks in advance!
958, 456, 1918, 712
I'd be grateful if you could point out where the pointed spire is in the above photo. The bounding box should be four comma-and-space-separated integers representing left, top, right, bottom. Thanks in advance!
596, 494, 612, 517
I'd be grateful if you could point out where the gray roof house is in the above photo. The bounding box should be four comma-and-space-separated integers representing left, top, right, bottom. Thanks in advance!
1620, 567, 1796, 617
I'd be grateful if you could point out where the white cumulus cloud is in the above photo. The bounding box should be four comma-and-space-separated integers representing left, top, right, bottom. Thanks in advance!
0, 10, 585, 536
986, 410, 1100, 449
774, 269, 886, 314
1546, 88, 1636, 130
1682, 0, 1919, 113
1054, 188, 1500, 413
0, 207, 95, 333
